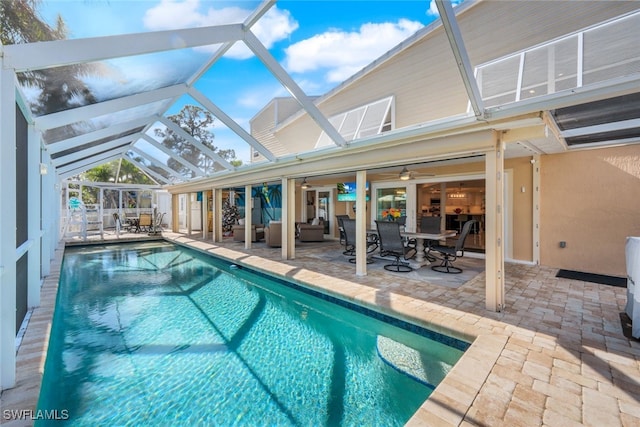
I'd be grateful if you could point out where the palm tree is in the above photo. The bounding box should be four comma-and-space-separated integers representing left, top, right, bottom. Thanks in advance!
1, 0, 98, 116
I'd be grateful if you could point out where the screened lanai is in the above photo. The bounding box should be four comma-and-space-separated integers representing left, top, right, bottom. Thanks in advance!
2, 0, 640, 394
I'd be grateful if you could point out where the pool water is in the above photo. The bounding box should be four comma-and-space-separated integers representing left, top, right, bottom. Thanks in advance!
37, 242, 467, 426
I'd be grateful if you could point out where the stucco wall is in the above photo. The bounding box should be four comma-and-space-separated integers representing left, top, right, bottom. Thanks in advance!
540, 145, 640, 276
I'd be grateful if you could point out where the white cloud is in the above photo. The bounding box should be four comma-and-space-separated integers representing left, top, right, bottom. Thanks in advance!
427, 0, 464, 16
284, 19, 423, 83
143, 1, 298, 59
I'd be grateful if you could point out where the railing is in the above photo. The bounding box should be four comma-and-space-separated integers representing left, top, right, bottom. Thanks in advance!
474, 10, 640, 108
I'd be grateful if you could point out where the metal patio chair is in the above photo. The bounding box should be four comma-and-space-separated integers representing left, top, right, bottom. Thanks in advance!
430, 219, 476, 274
375, 220, 417, 272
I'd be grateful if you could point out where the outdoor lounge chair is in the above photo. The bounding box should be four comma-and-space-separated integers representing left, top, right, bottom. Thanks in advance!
298, 219, 324, 242
375, 220, 417, 272
232, 222, 265, 242
264, 221, 282, 247
430, 219, 476, 274
342, 219, 378, 263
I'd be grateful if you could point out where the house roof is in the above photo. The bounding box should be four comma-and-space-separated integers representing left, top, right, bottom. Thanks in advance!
2, 0, 639, 187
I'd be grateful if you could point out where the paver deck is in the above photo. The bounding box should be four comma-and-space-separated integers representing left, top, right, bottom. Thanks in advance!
2, 231, 639, 426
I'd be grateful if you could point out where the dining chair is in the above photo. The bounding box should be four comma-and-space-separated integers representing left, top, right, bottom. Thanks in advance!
342, 219, 377, 263
420, 216, 441, 261
336, 214, 351, 246
375, 220, 417, 272
430, 219, 476, 273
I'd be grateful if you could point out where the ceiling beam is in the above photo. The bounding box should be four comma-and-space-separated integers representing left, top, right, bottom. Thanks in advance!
184, 0, 275, 86
34, 84, 185, 131
127, 146, 183, 181
57, 152, 123, 177
3, 24, 245, 71
435, 0, 485, 119
57, 144, 131, 171
157, 115, 233, 170
243, 30, 347, 147
46, 116, 152, 154
124, 156, 169, 185
131, 140, 204, 177
52, 134, 135, 166
139, 134, 205, 177
188, 87, 276, 161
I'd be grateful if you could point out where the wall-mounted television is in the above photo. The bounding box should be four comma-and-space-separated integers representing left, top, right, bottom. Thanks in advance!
337, 182, 370, 202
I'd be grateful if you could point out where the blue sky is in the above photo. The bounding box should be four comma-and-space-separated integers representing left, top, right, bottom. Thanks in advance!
38, 0, 457, 164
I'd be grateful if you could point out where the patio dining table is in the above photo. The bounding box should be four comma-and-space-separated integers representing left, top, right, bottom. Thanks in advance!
401, 230, 457, 267
366, 228, 457, 268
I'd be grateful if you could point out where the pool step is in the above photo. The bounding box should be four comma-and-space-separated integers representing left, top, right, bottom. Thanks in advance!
376, 336, 449, 389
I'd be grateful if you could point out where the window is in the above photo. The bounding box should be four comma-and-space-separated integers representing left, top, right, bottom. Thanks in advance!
316, 96, 394, 148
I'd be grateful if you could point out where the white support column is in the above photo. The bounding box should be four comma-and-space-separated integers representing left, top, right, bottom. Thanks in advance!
485, 132, 505, 312
186, 193, 192, 235
40, 150, 53, 276
532, 154, 541, 264
0, 61, 18, 390
201, 191, 208, 240
405, 182, 417, 232
440, 182, 447, 232
171, 194, 179, 232
244, 185, 252, 249
214, 188, 222, 243
28, 125, 42, 308
51, 177, 61, 258
282, 178, 296, 260
355, 170, 368, 276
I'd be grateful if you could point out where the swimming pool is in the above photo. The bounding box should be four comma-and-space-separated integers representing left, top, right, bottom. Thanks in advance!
37, 241, 468, 426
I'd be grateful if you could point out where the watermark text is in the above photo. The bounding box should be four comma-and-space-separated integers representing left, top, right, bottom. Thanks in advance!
3, 409, 69, 421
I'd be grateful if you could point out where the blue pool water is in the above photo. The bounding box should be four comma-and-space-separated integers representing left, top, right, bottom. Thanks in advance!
37, 242, 468, 426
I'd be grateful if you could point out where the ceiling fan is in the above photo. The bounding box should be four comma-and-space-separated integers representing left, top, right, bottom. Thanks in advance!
379, 166, 435, 181
299, 177, 311, 189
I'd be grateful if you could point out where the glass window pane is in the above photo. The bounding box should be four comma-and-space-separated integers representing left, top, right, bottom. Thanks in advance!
376, 187, 407, 221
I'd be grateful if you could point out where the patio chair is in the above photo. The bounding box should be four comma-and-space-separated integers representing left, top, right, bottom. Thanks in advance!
375, 220, 417, 272
298, 219, 324, 242
336, 214, 350, 245
232, 222, 265, 242
264, 221, 282, 248
397, 215, 407, 231
430, 219, 476, 274
138, 213, 153, 233
342, 219, 378, 263
420, 216, 441, 261
154, 212, 166, 232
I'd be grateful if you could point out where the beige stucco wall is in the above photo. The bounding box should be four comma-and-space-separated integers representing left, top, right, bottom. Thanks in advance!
540, 145, 640, 277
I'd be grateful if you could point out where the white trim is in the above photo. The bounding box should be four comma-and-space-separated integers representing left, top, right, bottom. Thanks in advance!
34, 85, 184, 131
3, 24, 245, 71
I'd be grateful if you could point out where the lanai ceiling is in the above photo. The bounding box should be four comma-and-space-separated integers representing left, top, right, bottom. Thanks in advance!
2, 1, 639, 185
